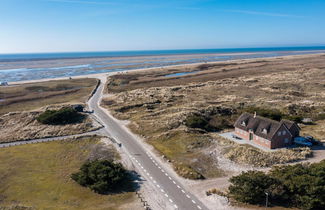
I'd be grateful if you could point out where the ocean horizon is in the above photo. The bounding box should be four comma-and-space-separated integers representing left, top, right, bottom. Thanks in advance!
1, 46, 325, 62
1, 46, 325, 82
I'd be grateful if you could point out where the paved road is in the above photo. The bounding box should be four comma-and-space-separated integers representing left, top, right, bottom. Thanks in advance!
88, 78, 209, 210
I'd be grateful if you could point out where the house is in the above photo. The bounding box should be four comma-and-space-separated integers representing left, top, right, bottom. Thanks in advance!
234, 112, 300, 149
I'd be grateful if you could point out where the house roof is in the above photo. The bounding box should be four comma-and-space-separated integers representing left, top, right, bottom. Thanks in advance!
234, 113, 296, 141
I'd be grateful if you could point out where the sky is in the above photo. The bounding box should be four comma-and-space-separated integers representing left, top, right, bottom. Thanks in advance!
0, 0, 325, 53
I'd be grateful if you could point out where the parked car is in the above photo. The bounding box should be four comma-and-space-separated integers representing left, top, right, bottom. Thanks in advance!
0, 81, 8, 86
232, 134, 242, 140
294, 137, 313, 147
305, 136, 319, 145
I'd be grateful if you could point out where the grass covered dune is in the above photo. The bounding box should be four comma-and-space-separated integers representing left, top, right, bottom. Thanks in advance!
0, 137, 136, 210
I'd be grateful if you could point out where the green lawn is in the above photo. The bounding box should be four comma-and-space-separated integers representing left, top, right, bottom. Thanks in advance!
0, 137, 136, 210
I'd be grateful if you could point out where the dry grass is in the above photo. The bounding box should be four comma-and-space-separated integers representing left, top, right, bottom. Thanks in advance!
0, 111, 101, 143
104, 54, 325, 178
0, 136, 137, 210
0, 78, 98, 114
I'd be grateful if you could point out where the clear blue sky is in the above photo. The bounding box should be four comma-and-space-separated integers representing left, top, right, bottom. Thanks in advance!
0, 0, 324, 53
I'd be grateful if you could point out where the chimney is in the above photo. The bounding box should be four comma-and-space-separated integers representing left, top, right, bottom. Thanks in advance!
254, 112, 257, 118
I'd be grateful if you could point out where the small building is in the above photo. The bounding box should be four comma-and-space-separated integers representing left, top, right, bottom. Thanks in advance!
234, 112, 300, 149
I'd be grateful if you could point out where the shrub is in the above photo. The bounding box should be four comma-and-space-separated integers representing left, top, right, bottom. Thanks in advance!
71, 160, 128, 194
229, 171, 279, 204
37, 107, 85, 125
185, 115, 210, 130
228, 161, 325, 209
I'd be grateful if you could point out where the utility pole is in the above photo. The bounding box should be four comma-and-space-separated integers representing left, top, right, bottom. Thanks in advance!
265, 192, 269, 208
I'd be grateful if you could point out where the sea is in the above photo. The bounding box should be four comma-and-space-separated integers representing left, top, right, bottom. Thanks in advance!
1, 46, 325, 82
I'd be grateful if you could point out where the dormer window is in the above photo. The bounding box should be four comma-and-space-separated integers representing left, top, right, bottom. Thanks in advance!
241, 121, 246, 126
262, 128, 268, 134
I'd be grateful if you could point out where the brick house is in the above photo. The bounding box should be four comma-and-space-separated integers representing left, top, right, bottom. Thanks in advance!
234, 113, 300, 149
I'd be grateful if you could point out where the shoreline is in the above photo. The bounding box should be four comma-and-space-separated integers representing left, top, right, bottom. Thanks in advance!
9, 52, 325, 85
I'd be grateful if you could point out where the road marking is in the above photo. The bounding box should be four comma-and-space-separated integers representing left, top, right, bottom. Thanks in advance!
165, 194, 169, 198
158, 166, 161, 169
173, 181, 176, 184
168, 176, 172, 180
141, 166, 144, 169
153, 180, 157, 184
192, 200, 196, 204
177, 185, 181, 189
161, 169, 165, 173
157, 184, 160, 188
181, 190, 185, 193
146, 173, 150, 176
197, 205, 202, 209
144, 169, 147, 172
169, 198, 173, 203
150, 176, 153, 179
165, 173, 168, 176
186, 194, 190, 198
174, 204, 178, 209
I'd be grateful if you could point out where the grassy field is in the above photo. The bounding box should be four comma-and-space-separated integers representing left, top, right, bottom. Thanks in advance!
0, 136, 137, 210
0, 78, 98, 114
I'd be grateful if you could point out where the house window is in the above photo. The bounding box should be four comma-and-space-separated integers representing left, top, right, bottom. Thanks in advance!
241, 121, 246, 126
278, 131, 281, 136
284, 138, 289, 143
283, 131, 286, 135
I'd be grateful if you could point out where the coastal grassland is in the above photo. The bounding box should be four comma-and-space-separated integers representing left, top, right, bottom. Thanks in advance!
0, 136, 137, 210
103, 54, 325, 179
0, 78, 98, 114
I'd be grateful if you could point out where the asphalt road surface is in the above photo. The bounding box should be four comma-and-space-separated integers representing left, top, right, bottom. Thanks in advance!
88, 78, 209, 210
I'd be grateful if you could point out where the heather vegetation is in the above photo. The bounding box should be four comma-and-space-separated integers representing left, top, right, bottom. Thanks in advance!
37, 107, 85, 125
228, 160, 325, 210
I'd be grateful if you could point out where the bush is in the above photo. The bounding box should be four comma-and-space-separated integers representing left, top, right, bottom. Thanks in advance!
71, 160, 128, 194
37, 107, 84, 125
229, 171, 279, 204
228, 161, 325, 209
185, 115, 210, 130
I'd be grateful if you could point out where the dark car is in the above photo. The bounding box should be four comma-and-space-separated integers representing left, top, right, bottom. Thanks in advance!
232, 134, 242, 140
305, 136, 319, 145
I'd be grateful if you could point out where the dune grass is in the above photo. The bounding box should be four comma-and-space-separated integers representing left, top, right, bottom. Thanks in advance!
0, 78, 98, 115
0, 137, 136, 210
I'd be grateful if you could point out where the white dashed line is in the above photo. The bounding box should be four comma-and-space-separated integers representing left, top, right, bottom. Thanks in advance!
181, 190, 185, 193
161, 189, 165, 193
192, 200, 196, 204
157, 185, 160, 188
165, 194, 169, 198
173, 181, 176, 184
144, 169, 147, 172
165, 173, 168, 176
186, 194, 190, 198
174, 204, 178, 209
197, 205, 202, 209
177, 185, 181, 189
146, 173, 150, 176
168, 177, 172, 180
153, 180, 157, 184
169, 198, 173, 203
